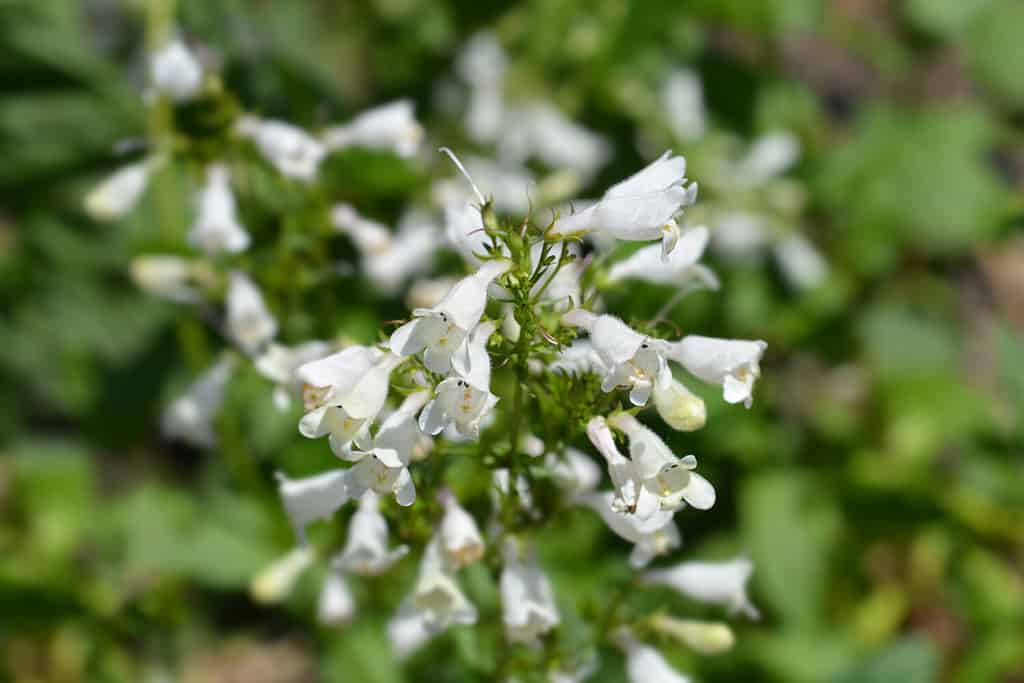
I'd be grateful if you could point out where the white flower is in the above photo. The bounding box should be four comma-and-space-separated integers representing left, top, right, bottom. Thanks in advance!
443, 200, 489, 265
773, 233, 827, 290
605, 225, 716, 288
149, 38, 202, 102
189, 163, 249, 255
500, 102, 610, 178
237, 116, 326, 181
84, 158, 155, 221
662, 69, 705, 143
647, 615, 735, 655
734, 131, 800, 188
547, 447, 602, 493
709, 210, 769, 259
665, 335, 767, 408
436, 156, 535, 216
365, 210, 438, 295
608, 413, 715, 512
250, 547, 314, 604
547, 340, 607, 376
530, 242, 581, 310
331, 202, 392, 252
161, 356, 234, 449
418, 376, 499, 438
642, 556, 759, 619
226, 271, 277, 355
575, 491, 679, 569
345, 390, 429, 506
619, 632, 692, 683
331, 492, 409, 575
406, 276, 457, 311
131, 255, 200, 303
297, 346, 400, 457
390, 261, 508, 374
562, 311, 666, 406
398, 536, 478, 632
388, 610, 434, 660
254, 340, 332, 410
457, 32, 507, 144
549, 152, 697, 258
439, 490, 485, 569
323, 99, 423, 158
500, 539, 560, 645
652, 365, 706, 432
274, 468, 353, 544
586, 416, 653, 518
318, 571, 355, 626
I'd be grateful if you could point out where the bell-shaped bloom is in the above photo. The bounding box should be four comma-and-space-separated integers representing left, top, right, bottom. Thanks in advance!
549, 152, 697, 258
547, 340, 607, 377
734, 131, 800, 188
500, 539, 560, 645
605, 225, 716, 288
398, 537, 478, 632
275, 468, 352, 544
332, 204, 437, 295
226, 271, 277, 355
297, 346, 400, 457
149, 38, 202, 102
773, 233, 827, 291
586, 416, 651, 517
652, 365, 706, 432
161, 356, 234, 449
254, 340, 332, 410
84, 158, 155, 221
250, 547, 314, 604
318, 570, 355, 626
189, 163, 249, 255
344, 391, 428, 506
131, 255, 201, 303
323, 99, 423, 158
237, 116, 326, 181
575, 491, 679, 569
439, 490, 485, 569
388, 610, 435, 660
331, 492, 409, 575
563, 312, 667, 407
419, 376, 499, 439
390, 261, 508, 374
647, 615, 735, 655
618, 632, 692, 683
662, 69, 706, 143
548, 447, 602, 493
608, 413, 715, 512
664, 336, 767, 408
642, 556, 759, 619
499, 102, 610, 178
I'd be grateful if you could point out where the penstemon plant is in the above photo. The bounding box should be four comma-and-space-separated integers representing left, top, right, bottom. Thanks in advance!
93, 21, 769, 682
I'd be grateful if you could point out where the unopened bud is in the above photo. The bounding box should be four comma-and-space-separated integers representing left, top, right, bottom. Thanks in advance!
648, 614, 735, 655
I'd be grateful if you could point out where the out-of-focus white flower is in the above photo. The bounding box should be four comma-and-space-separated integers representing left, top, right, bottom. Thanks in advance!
366, 210, 439, 296
575, 491, 679, 568
642, 556, 759, 619
618, 631, 692, 683
318, 571, 355, 626
457, 32, 507, 144
161, 356, 234, 449
331, 202, 392, 253
332, 492, 409, 575
345, 390, 428, 506
323, 99, 423, 158
647, 615, 735, 655
189, 163, 249, 255
547, 340, 607, 376
434, 156, 536, 216
149, 38, 202, 102
297, 346, 401, 457
608, 413, 715, 512
500, 102, 610, 178
84, 158, 156, 221
562, 311, 666, 407
734, 132, 800, 188
399, 537, 478, 632
606, 225, 716, 288
131, 255, 200, 303
549, 152, 696, 258
237, 116, 326, 181
388, 610, 434, 660
652, 365, 706, 432
665, 335, 767, 408
493, 467, 534, 512
662, 69, 705, 142
439, 490, 485, 569
442, 200, 488, 265
548, 447, 602, 493
709, 211, 769, 259
500, 539, 560, 645
254, 340, 332, 410
773, 233, 827, 290
275, 468, 353, 544
390, 261, 508, 374
250, 547, 314, 604
226, 271, 277, 355
406, 276, 457, 311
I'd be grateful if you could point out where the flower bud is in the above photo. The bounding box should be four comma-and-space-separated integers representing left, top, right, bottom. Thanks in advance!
647, 614, 735, 655
653, 372, 706, 431
250, 547, 314, 604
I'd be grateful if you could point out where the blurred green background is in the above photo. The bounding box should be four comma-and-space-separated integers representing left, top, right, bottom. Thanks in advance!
2, 0, 1024, 681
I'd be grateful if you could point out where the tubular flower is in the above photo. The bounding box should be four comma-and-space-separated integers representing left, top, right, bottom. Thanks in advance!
149, 37, 202, 102
549, 151, 697, 259
345, 391, 429, 506
647, 615, 735, 655
237, 116, 326, 181
500, 539, 560, 645
642, 557, 759, 619
250, 547, 314, 604
605, 225, 716, 288
318, 571, 355, 626
189, 163, 249, 255
439, 490, 485, 569
586, 416, 652, 517
131, 255, 201, 303
225, 271, 277, 355
275, 469, 353, 544
84, 158, 156, 222
574, 491, 680, 569
331, 492, 409, 575
161, 356, 234, 449
398, 537, 478, 632
665, 336, 767, 408
254, 340, 332, 410
618, 631, 693, 683
323, 99, 423, 158
547, 447, 603, 493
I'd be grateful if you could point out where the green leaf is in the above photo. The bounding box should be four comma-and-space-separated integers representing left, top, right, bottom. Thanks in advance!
833, 637, 939, 683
